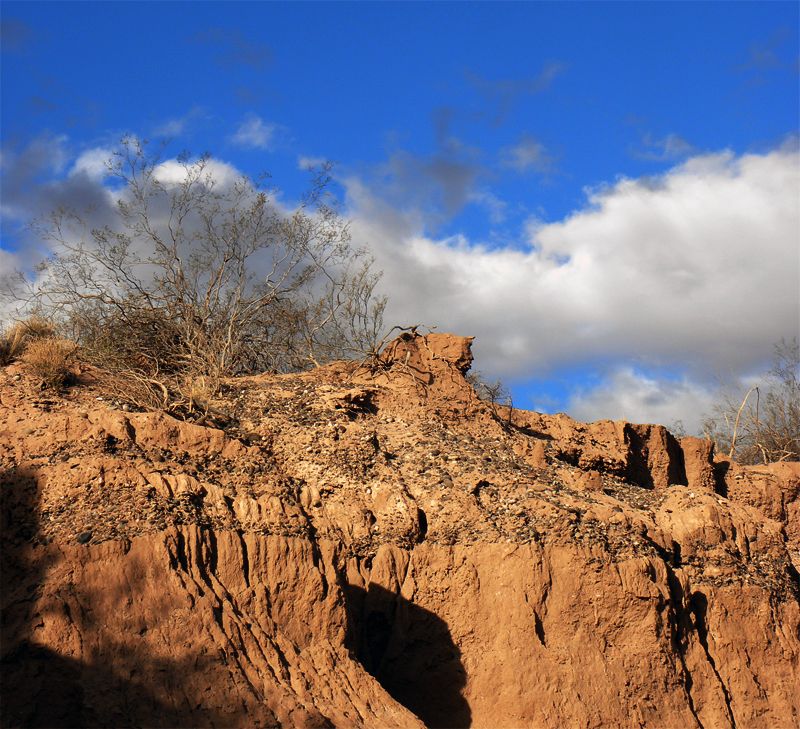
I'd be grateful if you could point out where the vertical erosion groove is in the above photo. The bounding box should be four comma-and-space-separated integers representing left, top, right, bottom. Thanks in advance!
689, 592, 736, 728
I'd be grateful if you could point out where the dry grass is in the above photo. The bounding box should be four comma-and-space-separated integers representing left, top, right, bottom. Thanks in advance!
179, 374, 220, 414
21, 337, 77, 389
0, 317, 57, 365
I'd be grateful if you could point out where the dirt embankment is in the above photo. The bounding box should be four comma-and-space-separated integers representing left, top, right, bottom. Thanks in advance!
1, 332, 798, 728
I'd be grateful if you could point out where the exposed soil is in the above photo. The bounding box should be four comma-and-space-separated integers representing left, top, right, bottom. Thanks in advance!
1, 332, 798, 728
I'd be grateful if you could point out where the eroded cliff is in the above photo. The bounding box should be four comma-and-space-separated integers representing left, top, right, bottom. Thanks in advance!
1, 333, 798, 728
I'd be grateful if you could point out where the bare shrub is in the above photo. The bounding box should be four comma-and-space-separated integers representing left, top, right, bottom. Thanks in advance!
467, 370, 515, 426
16, 138, 386, 408
21, 337, 76, 388
90, 368, 171, 412
0, 317, 57, 365
703, 338, 800, 464
468, 372, 511, 405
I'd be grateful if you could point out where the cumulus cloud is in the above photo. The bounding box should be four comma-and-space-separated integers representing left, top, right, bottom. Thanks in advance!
70, 147, 113, 180
345, 144, 800, 387
565, 367, 718, 434
4, 133, 797, 430
230, 114, 277, 150
153, 158, 241, 188
0, 137, 247, 288
0, 140, 282, 327
1, 134, 80, 224
0, 247, 23, 292
468, 190, 508, 225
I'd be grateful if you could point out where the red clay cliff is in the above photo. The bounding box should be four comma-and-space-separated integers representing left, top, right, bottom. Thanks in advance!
1, 333, 798, 728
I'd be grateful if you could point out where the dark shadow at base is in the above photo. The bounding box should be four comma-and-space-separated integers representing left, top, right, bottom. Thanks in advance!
1, 642, 235, 729
713, 459, 730, 497
0, 467, 239, 729
343, 581, 471, 729
2, 461, 468, 728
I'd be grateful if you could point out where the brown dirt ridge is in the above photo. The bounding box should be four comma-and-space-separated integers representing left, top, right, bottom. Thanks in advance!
1, 332, 798, 728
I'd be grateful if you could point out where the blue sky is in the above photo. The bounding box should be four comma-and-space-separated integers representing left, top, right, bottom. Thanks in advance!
2, 2, 799, 432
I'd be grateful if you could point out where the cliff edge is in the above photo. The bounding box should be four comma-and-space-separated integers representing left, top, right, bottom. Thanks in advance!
1, 333, 798, 728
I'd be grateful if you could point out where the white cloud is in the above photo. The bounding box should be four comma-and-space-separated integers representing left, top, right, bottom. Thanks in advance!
5, 134, 797, 430
0, 247, 20, 279
230, 114, 276, 150
1, 134, 92, 224
0, 134, 69, 201
346, 145, 800, 389
70, 147, 113, 180
33, 133, 69, 175
1, 142, 247, 297
153, 158, 241, 188
565, 367, 718, 434
0, 248, 26, 324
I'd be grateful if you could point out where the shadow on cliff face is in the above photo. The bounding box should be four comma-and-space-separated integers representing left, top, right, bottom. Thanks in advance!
344, 581, 471, 729
2, 461, 468, 727
624, 425, 686, 490
0, 467, 239, 729
1, 641, 241, 729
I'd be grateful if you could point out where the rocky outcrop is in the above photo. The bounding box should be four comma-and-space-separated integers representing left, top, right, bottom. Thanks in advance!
512, 411, 707, 491
718, 458, 800, 569
1, 333, 798, 728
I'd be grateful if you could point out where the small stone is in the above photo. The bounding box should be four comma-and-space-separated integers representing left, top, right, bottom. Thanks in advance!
76, 530, 93, 544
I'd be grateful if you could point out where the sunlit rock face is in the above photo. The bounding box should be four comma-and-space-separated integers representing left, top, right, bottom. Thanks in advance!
2, 333, 798, 728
